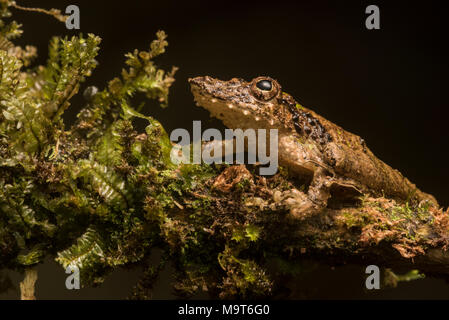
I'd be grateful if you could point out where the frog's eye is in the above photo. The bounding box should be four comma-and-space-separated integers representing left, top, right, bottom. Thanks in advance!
251, 77, 280, 101
256, 80, 272, 91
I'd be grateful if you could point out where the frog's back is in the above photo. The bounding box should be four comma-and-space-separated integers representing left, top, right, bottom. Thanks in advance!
296, 104, 437, 205
295, 104, 365, 152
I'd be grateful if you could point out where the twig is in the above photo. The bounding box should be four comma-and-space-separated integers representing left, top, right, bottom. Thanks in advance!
10, 2, 68, 23
19, 267, 38, 300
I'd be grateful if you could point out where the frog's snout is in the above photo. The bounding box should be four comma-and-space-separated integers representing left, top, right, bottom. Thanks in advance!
188, 77, 202, 87
188, 76, 214, 88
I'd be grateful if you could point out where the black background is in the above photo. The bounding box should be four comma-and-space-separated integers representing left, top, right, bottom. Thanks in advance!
2, 0, 448, 299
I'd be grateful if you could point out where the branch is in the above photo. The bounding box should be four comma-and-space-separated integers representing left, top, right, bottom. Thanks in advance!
19, 267, 37, 300
10, 2, 67, 23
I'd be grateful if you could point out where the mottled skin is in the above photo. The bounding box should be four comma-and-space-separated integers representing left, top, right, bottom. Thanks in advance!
189, 76, 437, 212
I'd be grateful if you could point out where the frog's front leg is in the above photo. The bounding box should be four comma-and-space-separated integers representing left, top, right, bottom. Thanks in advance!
201, 138, 238, 163
201, 137, 264, 166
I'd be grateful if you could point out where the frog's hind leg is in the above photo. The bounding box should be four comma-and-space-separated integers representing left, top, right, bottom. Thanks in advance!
286, 168, 331, 219
309, 172, 363, 209
307, 168, 331, 205
288, 169, 363, 219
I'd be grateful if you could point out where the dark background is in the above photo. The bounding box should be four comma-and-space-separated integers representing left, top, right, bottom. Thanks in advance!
1, 0, 448, 299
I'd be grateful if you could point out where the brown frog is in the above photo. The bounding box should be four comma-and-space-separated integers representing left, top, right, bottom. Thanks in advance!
189, 76, 437, 214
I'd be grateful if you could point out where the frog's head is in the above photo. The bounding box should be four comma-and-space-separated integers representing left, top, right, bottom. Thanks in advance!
189, 76, 294, 132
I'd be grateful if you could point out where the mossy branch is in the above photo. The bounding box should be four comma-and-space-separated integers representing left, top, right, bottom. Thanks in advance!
0, 2, 448, 300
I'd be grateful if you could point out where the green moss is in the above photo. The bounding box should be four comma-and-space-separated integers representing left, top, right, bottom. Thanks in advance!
383, 268, 425, 288
217, 246, 272, 298
340, 211, 373, 229
0, 3, 179, 287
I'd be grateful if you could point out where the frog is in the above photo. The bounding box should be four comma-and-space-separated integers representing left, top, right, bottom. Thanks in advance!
189, 75, 438, 215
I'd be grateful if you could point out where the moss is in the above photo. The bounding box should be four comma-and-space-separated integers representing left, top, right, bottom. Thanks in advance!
383, 268, 425, 288
217, 246, 272, 298
339, 210, 374, 229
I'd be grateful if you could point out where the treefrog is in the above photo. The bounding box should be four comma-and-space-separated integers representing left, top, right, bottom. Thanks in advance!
189, 76, 437, 214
